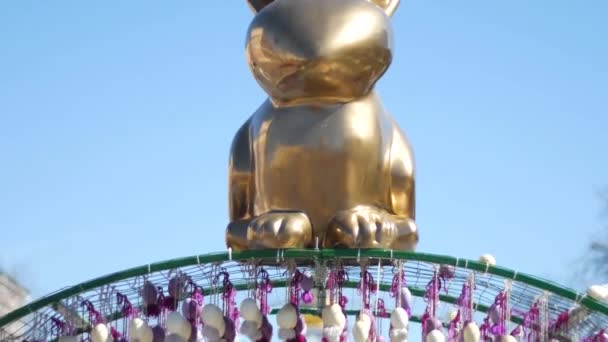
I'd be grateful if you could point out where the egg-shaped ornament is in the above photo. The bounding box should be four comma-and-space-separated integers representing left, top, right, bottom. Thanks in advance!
58, 336, 80, 342
390, 307, 409, 329
201, 304, 225, 328
587, 284, 608, 301
389, 327, 408, 342
462, 322, 480, 342
399, 287, 413, 312
488, 305, 501, 323
239, 298, 262, 323
129, 318, 148, 340
138, 325, 154, 342
479, 254, 496, 267
152, 326, 166, 342
166, 312, 191, 340
439, 265, 455, 279
202, 325, 221, 342
424, 318, 443, 334
353, 320, 371, 342
182, 298, 202, 321
322, 304, 346, 329
500, 336, 517, 342
92, 323, 110, 342
426, 329, 446, 342
277, 303, 298, 329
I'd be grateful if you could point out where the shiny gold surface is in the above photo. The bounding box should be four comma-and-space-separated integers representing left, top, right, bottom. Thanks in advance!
226, 0, 417, 251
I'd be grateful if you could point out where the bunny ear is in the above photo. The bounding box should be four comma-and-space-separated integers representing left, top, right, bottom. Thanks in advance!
369, 0, 400, 17
247, 0, 275, 13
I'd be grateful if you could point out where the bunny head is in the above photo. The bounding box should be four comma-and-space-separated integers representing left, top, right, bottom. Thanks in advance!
245, 0, 400, 107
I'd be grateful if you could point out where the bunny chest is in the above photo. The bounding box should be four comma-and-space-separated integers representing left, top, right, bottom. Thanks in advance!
249, 93, 395, 227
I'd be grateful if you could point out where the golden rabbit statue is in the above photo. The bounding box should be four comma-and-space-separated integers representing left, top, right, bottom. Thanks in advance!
226, 0, 418, 251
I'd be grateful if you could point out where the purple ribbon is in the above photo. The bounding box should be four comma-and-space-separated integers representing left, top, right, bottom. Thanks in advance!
357, 270, 377, 310
257, 268, 273, 315
81, 300, 103, 325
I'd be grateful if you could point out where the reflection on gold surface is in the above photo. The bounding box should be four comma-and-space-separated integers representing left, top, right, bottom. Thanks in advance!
227, 0, 417, 251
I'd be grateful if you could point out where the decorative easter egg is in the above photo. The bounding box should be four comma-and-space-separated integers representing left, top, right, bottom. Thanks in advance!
91, 323, 109, 342
322, 304, 346, 329
164, 334, 186, 342
424, 318, 443, 334
152, 326, 166, 342
239, 320, 259, 340
277, 303, 298, 329
587, 285, 608, 301
426, 329, 445, 342
500, 336, 517, 342
389, 328, 408, 342
462, 322, 480, 342
479, 254, 496, 266
353, 320, 371, 342
168, 277, 185, 298
201, 304, 224, 328
279, 328, 297, 340
214, 316, 226, 338
488, 305, 501, 323
239, 298, 262, 322
142, 281, 158, 305
58, 337, 80, 342
139, 325, 154, 342
166, 312, 191, 340
301, 273, 314, 291
439, 265, 455, 279
129, 318, 147, 339
390, 307, 409, 329
400, 287, 413, 310
202, 325, 220, 341
182, 299, 201, 321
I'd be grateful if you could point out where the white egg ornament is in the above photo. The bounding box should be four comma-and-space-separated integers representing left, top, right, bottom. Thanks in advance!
240, 298, 262, 323
166, 312, 192, 340
353, 313, 372, 342
462, 322, 480, 342
201, 304, 225, 329
426, 329, 445, 342
277, 303, 298, 329
277, 303, 299, 341
390, 307, 409, 329
322, 304, 346, 342
91, 323, 109, 342
500, 336, 517, 342
587, 284, 608, 302
479, 254, 496, 267
322, 304, 346, 328
138, 325, 154, 342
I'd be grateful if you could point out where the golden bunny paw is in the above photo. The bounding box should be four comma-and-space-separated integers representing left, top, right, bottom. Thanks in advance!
323, 206, 418, 250
246, 211, 313, 249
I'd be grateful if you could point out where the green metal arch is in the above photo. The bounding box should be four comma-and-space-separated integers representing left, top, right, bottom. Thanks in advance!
1, 249, 606, 330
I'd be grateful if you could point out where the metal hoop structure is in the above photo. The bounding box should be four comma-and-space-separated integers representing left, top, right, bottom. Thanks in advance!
1, 249, 607, 341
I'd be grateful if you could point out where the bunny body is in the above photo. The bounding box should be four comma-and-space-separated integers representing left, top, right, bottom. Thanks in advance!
226, 0, 418, 251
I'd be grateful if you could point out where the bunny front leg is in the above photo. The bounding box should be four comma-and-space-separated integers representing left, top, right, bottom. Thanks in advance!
323, 125, 418, 251
225, 119, 314, 251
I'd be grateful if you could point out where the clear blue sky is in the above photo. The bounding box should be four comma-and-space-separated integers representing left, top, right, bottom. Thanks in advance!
0, 0, 606, 299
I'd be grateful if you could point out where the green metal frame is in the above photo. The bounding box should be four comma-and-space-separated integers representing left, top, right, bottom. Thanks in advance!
1, 249, 606, 331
